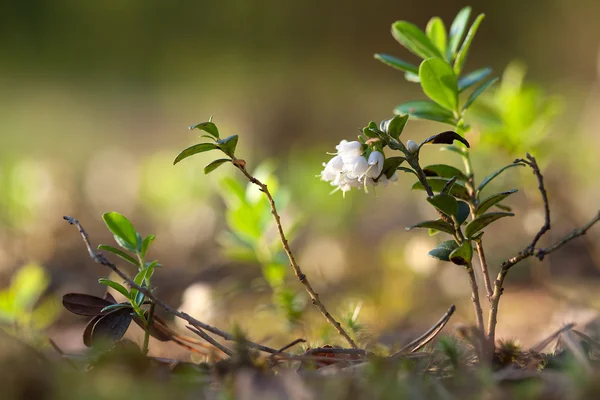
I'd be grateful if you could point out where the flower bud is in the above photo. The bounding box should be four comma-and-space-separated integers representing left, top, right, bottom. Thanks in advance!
406, 140, 419, 154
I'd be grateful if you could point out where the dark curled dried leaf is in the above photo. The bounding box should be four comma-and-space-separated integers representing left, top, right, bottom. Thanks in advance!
421, 131, 470, 148
90, 308, 134, 347
62, 293, 115, 316
83, 315, 103, 347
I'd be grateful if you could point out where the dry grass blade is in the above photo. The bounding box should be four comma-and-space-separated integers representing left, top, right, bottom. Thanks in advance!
530, 323, 575, 353
561, 330, 592, 374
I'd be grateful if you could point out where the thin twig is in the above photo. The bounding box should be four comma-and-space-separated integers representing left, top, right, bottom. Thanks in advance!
530, 323, 575, 353
390, 304, 455, 358
63, 216, 283, 356
304, 347, 371, 356
185, 325, 234, 357
466, 265, 485, 359
474, 238, 493, 301
231, 160, 358, 349
534, 211, 600, 261
48, 338, 76, 369
275, 338, 306, 354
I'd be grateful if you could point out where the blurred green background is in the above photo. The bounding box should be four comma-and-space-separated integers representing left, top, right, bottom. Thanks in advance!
1, 0, 599, 356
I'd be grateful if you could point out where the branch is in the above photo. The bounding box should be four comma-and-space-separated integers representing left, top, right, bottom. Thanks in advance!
63, 216, 285, 356
231, 160, 358, 349
474, 238, 493, 301
185, 325, 233, 357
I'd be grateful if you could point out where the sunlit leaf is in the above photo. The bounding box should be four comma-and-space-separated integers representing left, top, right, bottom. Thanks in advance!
173, 143, 219, 165
449, 240, 473, 265
428, 240, 459, 261
395, 100, 457, 125
141, 235, 155, 259
426, 17, 447, 54
392, 21, 442, 59
477, 163, 525, 192
374, 54, 419, 74
427, 193, 458, 217
446, 6, 472, 61
98, 278, 130, 299
384, 114, 409, 140
419, 57, 459, 111
476, 189, 518, 216
423, 164, 468, 181
217, 135, 239, 157
465, 212, 515, 238
102, 212, 140, 252
462, 77, 499, 111
189, 121, 219, 139
98, 245, 139, 267
458, 67, 492, 92
453, 13, 485, 74
204, 158, 230, 174
406, 219, 455, 235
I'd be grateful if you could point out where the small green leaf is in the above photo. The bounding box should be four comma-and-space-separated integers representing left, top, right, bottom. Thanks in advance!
423, 164, 468, 181
428, 240, 459, 261
441, 176, 458, 194
419, 57, 459, 111
427, 193, 458, 217
102, 212, 139, 253
204, 158, 230, 174
421, 131, 470, 148
189, 121, 219, 138
391, 21, 442, 59
397, 166, 418, 177
494, 203, 512, 212
217, 135, 239, 157
406, 220, 455, 235
458, 67, 492, 92
100, 303, 132, 314
140, 235, 155, 259
395, 100, 457, 125
456, 201, 470, 225
462, 77, 499, 111
449, 240, 473, 265
412, 177, 470, 200
446, 6, 472, 62
426, 17, 447, 54
477, 163, 525, 192
374, 54, 419, 74
173, 143, 219, 165
98, 245, 139, 267
453, 14, 485, 75
263, 263, 286, 287
476, 189, 518, 216
98, 278, 130, 299
379, 156, 406, 179
384, 114, 409, 140
465, 212, 515, 238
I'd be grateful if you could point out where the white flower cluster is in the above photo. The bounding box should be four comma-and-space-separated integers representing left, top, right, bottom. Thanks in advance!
320, 140, 398, 194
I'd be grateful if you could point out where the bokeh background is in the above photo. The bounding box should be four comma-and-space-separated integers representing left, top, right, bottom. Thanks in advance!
1, 0, 599, 357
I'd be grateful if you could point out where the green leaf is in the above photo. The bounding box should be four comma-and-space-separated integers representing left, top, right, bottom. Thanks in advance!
395, 100, 457, 125
477, 163, 525, 192
406, 220, 455, 235
98, 245, 139, 267
456, 201, 470, 224
427, 193, 458, 217
458, 67, 492, 92
421, 131, 470, 148
140, 235, 155, 259
441, 176, 458, 194
453, 14, 485, 74
102, 212, 139, 253
449, 240, 473, 265
465, 212, 515, 238
384, 114, 409, 140
462, 77, 498, 111
100, 303, 132, 313
391, 21, 442, 59
263, 263, 286, 287
173, 143, 219, 165
374, 54, 419, 74
412, 177, 469, 200
440, 145, 468, 157
428, 240, 459, 261
189, 121, 219, 139
204, 158, 230, 174
217, 135, 239, 157
419, 57, 459, 111
379, 156, 406, 179
476, 189, 518, 216
446, 6, 472, 62
426, 17, 447, 54
494, 203, 512, 212
397, 167, 418, 177
404, 71, 420, 83
98, 278, 130, 299
423, 164, 468, 181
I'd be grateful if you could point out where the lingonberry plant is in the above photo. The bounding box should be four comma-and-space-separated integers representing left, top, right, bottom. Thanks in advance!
61, 6, 599, 370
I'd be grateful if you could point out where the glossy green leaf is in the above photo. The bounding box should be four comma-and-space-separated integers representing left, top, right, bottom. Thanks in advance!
462, 77, 498, 111
419, 57, 459, 111
465, 212, 515, 238
384, 114, 409, 140
428, 240, 459, 261
406, 219, 455, 235
454, 13, 485, 74
374, 54, 419, 74
441, 176, 458, 194
476, 189, 518, 216
102, 212, 139, 253
412, 177, 469, 200
217, 135, 239, 157
97, 245, 139, 267
204, 158, 230, 174
100, 303, 132, 314
426, 17, 447, 54
189, 121, 219, 138
423, 164, 468, 181
446, 7, 472, 61
449, 240, 473, 265
456, 201, 470, 224
421, 131, 470, 148
140, 235, 155, 259
392, 21, 442, 59
395, 100, 457, 125
98, 278, 130, 299
427, 193, 458, 217
458, 67, 492, 92
173, 143, 218, 165
397, 166, 418, 177
379, 156, 406, 179
477, 163, 525, 192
